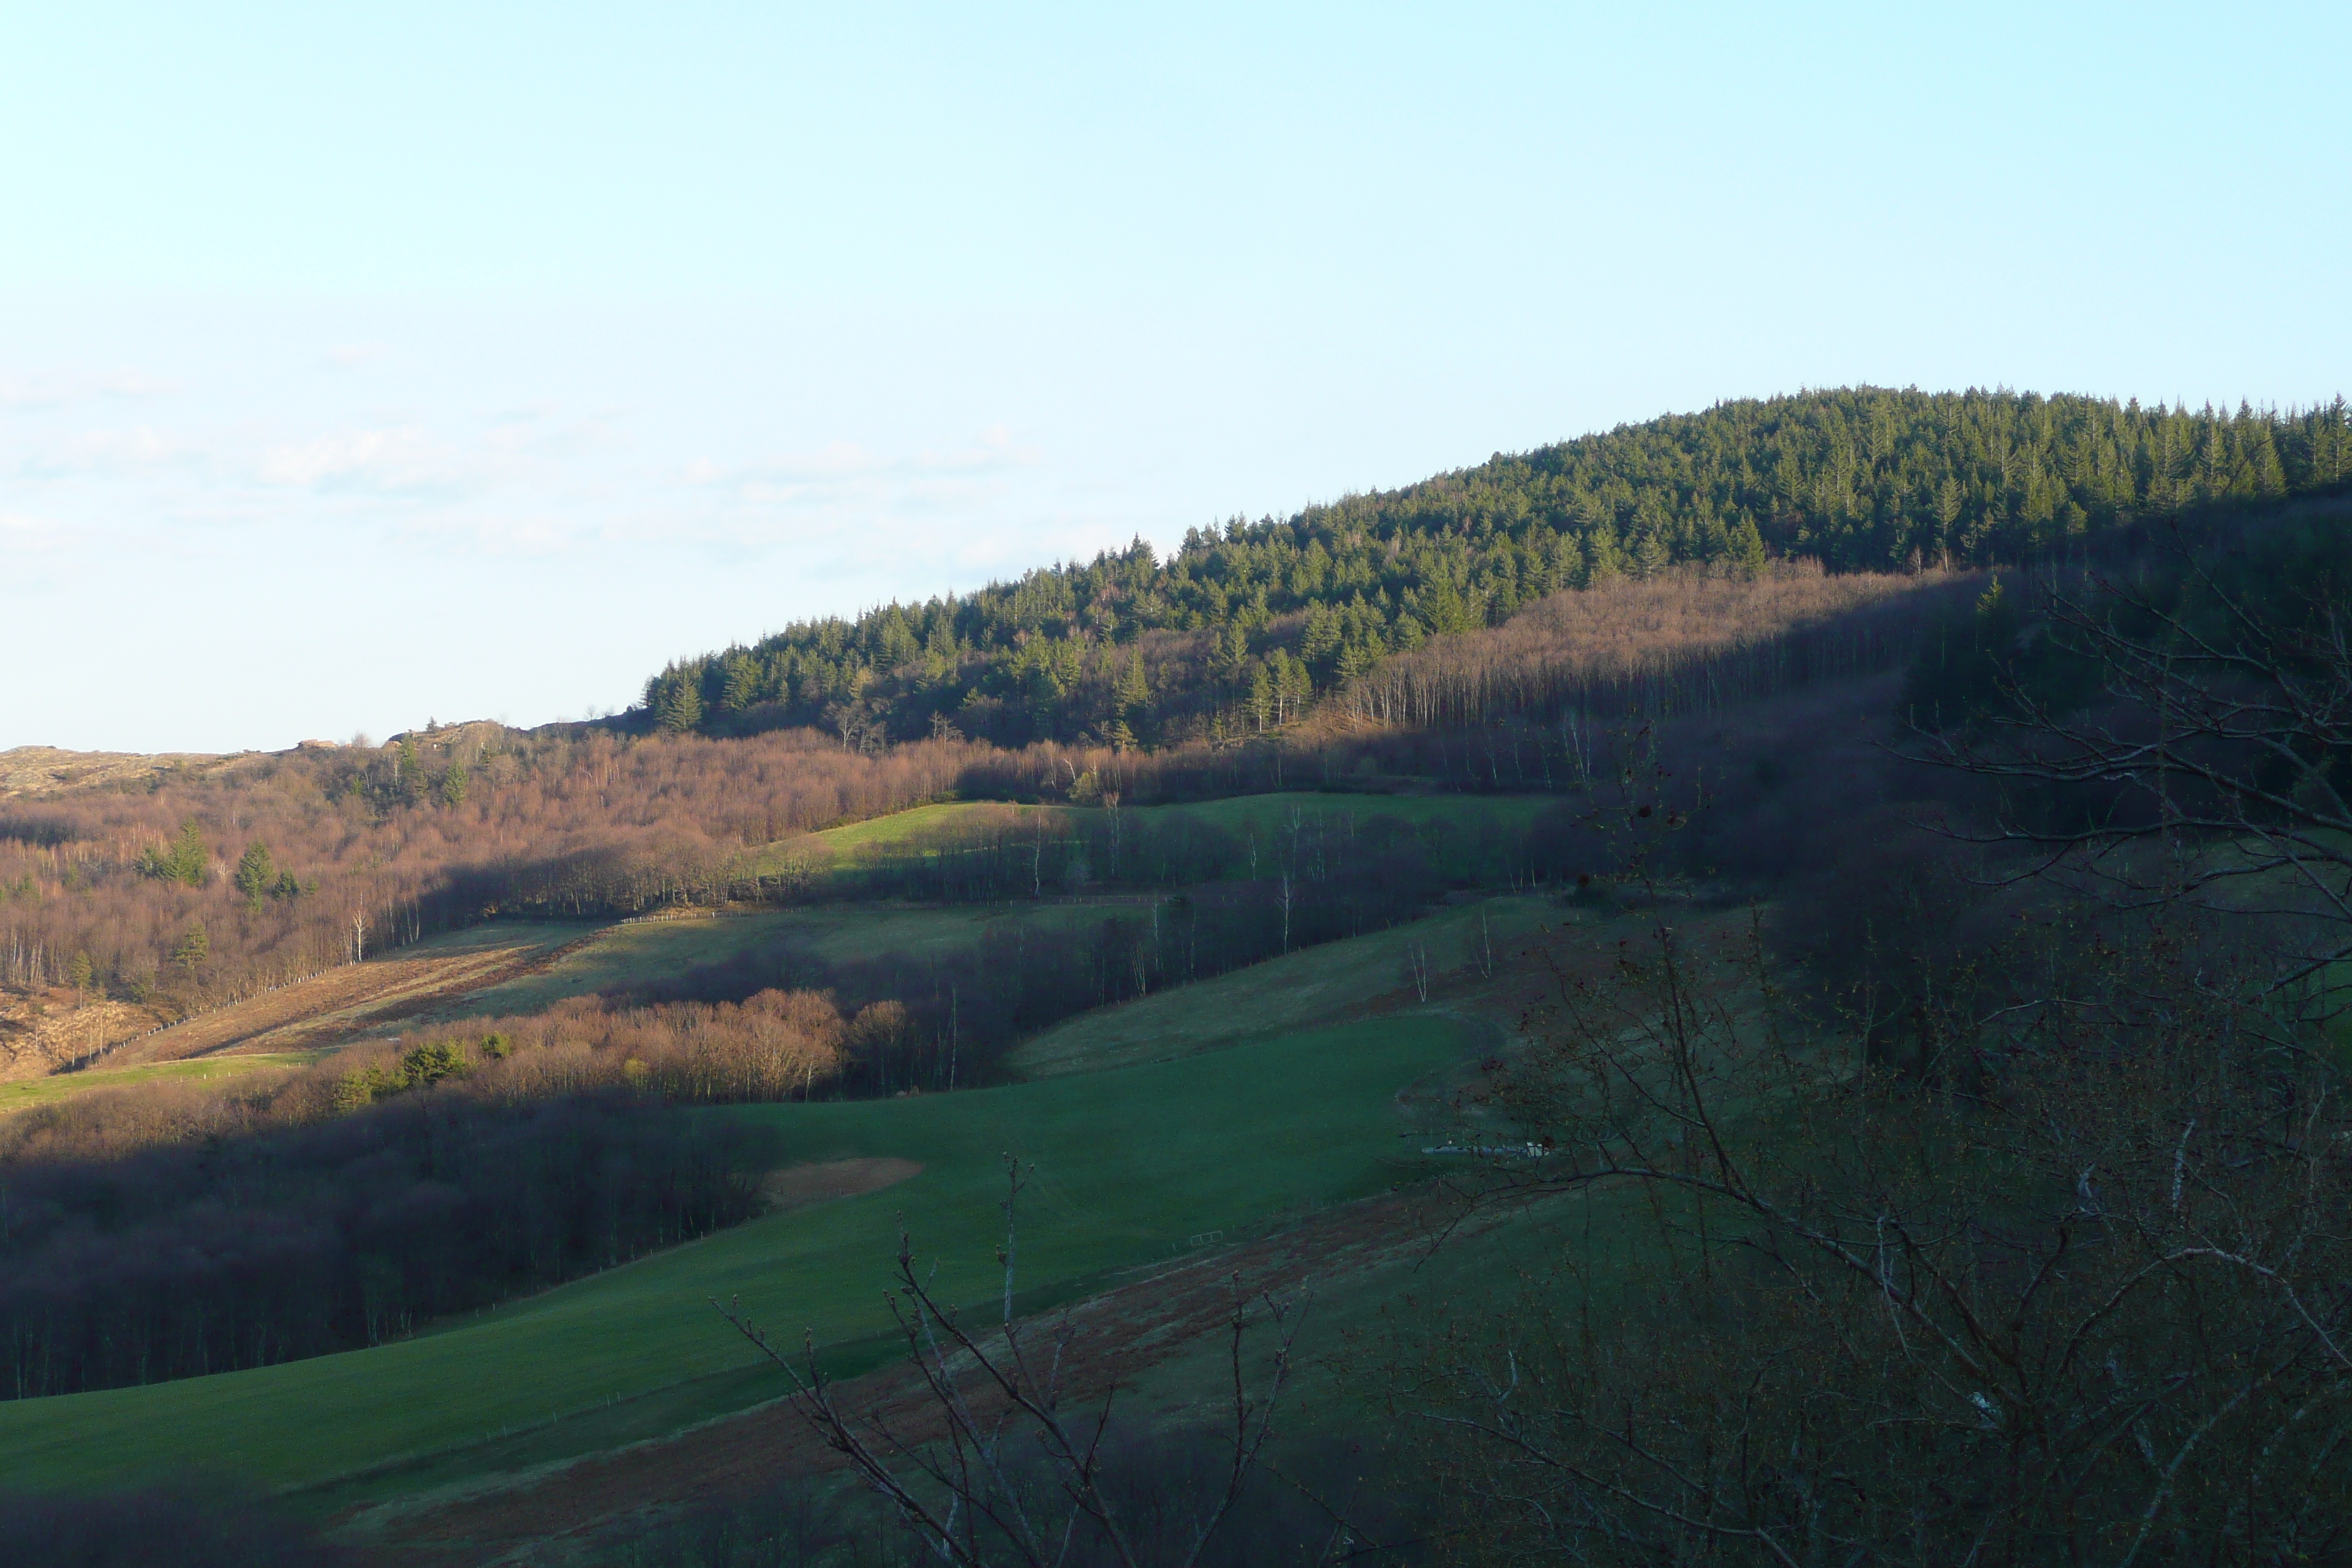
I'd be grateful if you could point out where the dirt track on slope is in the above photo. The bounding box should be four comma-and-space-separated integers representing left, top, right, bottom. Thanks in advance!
105, 927, 603, 1068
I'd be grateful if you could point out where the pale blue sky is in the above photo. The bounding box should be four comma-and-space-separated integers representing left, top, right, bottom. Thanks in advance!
4, 2, 2346, 752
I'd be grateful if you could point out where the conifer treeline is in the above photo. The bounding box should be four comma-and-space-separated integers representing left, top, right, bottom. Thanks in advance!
13, 389, 2340, 1021
641, 388, 2350, 748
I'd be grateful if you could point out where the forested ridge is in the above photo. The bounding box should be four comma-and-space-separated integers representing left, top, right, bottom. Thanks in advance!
642, 388, 2351, 748
10, 406, 2352, 1567
0, 570, 1941, 1021
11, 388, 2343, 1064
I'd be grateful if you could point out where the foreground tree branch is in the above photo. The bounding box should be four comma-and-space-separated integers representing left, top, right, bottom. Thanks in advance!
1404, 913, 2352, 1565
1910, 531, 2352, 995
719, 1156, 1311, 1567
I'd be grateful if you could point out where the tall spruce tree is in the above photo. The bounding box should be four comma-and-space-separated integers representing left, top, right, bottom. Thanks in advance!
657, 676, 704, 732
171, 921, 209, 975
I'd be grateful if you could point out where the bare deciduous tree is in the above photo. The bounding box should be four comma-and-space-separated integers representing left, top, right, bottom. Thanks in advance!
1405, 913, 2352, 1565
1913, 527, 2352, 993
720, 1159, 1307, 1568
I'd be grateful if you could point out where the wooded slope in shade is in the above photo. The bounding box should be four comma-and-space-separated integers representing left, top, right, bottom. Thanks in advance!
641, 388, 2351, 749
1327, 562, 1965, 731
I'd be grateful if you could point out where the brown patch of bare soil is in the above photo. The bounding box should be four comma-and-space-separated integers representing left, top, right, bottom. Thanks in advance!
758, 1157, 923, 1213
102, 929, 602, 1068
340, 1188, 1457, 1566
0, 991, 172, 1081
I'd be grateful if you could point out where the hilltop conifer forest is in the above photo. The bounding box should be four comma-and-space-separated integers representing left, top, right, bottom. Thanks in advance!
643, 388, 2352, 749
5, 387, 2352, 1564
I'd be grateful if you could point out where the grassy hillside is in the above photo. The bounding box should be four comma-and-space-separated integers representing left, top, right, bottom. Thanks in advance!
1008, 894, 1562, 1078
1162, 792, 1556, 875
1, 445, 2334, 1561
0, 1011, 1474, 1493
0, 1050, 321, 1116
440, 900, 1157, 1019
758, 791, 1563, 892
427, 913, 795, 1017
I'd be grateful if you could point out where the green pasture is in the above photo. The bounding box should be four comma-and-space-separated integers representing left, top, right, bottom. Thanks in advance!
1009, 894, 1566, 1079
755, 792, 1567, 889
0, 1051, 323, 1116
396, 919, 589, 957
1156, 791, 1557, 845
1143, 791, 1562, 887
769, 899, 1142, 965
0, 1012, 1474, 1494
432, 913, 794, 1017
805, 800, 1000, 856
752, 799, 1062, 878
437, 900, 1159, 1019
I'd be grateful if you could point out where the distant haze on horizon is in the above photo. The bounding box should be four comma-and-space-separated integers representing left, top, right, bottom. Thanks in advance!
4, 1, 2347, 754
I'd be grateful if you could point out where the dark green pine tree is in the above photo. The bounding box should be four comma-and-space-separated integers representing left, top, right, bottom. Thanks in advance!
719, 653, 761, 712
1633, 529, 1672, 579
1112, 655, 1150, 751
1247, 662, 1275, 731
657, 676, 704, 733
1731, 516, 1768, 577
233, 842, 277, 909
171, 920, 210, 975
138, 821, 209, 886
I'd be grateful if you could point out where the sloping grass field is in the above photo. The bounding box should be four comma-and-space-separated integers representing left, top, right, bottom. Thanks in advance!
754, 791, 1564, 888
111, 921, 594, 1066
421, 913, 787, 1017
0, 1011, 1473, 1494
1009, 894, 1564, 1077
1160, 791, 1557, 853
436, 898, 1161, 1019
0, 1050, 324, 1115
0, 792, 1597, 1513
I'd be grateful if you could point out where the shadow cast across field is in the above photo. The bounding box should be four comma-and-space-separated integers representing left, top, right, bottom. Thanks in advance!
329, 1177, 1503, 1564
0, 1011, 1482, 1501
1006, 894, 1569, 1079
751, 791, 1568, 894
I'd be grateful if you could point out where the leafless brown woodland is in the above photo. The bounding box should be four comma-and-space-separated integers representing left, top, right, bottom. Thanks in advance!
1328, 564, 1966, 732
